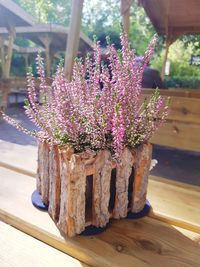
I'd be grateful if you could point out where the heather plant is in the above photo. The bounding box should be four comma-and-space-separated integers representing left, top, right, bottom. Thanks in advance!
2, 32, 170, 160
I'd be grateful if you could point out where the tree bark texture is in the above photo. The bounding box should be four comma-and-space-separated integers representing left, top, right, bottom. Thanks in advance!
48, 145, 61, 220
113, 148, 135, 219
58, 148, 86, 237
92, 150, 113, 227
131, 143, 152, 213
37, 141, 50, 205
37, 142, 152, 237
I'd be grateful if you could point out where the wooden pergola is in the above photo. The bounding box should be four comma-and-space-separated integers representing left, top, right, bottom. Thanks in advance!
64, 0, 132, 80
0, 0, 34, 78
139, 0, 200, 78
0, 24, 93, 77
65, 0, 200, 80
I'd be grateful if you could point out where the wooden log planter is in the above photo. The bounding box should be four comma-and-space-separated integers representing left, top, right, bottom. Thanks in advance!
36, 142, 152, 237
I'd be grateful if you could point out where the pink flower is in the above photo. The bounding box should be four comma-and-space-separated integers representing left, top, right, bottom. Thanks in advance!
1, 32, 170, 160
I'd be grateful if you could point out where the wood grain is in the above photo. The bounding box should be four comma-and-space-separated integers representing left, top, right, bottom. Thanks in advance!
142, 95, 200, 124
132, 143, 152, 213
148, 175, 200, 233
113, 148, 134, 219
0, 221, 88, 267
0, 167, 200, 267
142, 89, 200, 98
150, 120, 200, 152
92, 150, 112, 226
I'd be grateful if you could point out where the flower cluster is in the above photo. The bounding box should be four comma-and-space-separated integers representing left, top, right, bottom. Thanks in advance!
2, 32, 170, 160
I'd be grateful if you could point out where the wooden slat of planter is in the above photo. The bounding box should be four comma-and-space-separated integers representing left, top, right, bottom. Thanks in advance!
58, 151, 86, 237
0, 221, 88, 267
48, 145, 61, 220
150, 120, 200, 152
39, 142, 50, 205
131, 143, 152, 213
113, 148, 134, 219
92, 150, 112, 227
0, 167, 200, 267
148, 175, 200, 234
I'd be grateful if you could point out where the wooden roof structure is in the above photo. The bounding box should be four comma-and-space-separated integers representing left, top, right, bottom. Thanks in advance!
139, 0, 200, 79
0, 0, 34, 27
0, 23, 93, 76
0, 24, 93, 55
140, 0, 200, 43
0, 0, 34, 78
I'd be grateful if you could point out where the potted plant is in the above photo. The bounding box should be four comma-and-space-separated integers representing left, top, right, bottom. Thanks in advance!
2, 32, 169, 237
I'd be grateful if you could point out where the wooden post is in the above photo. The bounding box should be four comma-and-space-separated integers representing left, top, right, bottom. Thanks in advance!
39, 34, 52, 77
121, 0, 132, 34
64, 0, 84, 80
23, 54, 29, 74
161, 41, 170, 80
0, 36, 5, 78
4, 28, 15, 79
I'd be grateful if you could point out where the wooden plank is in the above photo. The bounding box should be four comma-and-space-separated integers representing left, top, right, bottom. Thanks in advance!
167, 96, 200, 124
0, 141, 37, 176
0, 221, 88, 267
150, 120, 200, 152
148, 175, 200, 233
150, 175, 200, 192
142, 89, 200, 98
142, 95, 200, 124
0, 167, 200, 267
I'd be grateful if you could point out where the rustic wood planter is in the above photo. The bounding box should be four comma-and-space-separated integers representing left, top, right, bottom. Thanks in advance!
36, 142, 152, 237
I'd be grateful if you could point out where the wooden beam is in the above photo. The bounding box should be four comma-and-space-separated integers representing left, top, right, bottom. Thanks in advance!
120, 0, 132, 34
0, 36, 5, 78
64, 0, 84, 80
39, 34, 52, 77
161, 40, 170, 80
3, 28, 15, 78
22, 54, 29, 74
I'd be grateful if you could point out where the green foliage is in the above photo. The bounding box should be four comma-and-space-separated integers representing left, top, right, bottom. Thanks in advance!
164, 76, 200, 89
10, 0, 200, 86
152, 40, 200, 86
10, 54, 26, 76
14, 0, 71, 25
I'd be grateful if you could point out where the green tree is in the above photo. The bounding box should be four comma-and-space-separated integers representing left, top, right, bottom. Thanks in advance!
14, 0, 71, 25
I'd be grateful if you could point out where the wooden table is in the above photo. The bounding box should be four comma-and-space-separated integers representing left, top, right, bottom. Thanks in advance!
0, 166, 200, 267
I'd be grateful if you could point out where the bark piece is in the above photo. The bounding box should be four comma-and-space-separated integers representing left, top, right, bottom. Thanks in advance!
131, 143, 152, 213
37, 141, 50, 205
36, 142, 42, 194
113, 148, 135, 219
58, 149, 86, 237
92, 150, 112, 227
48, 145, 61, 221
